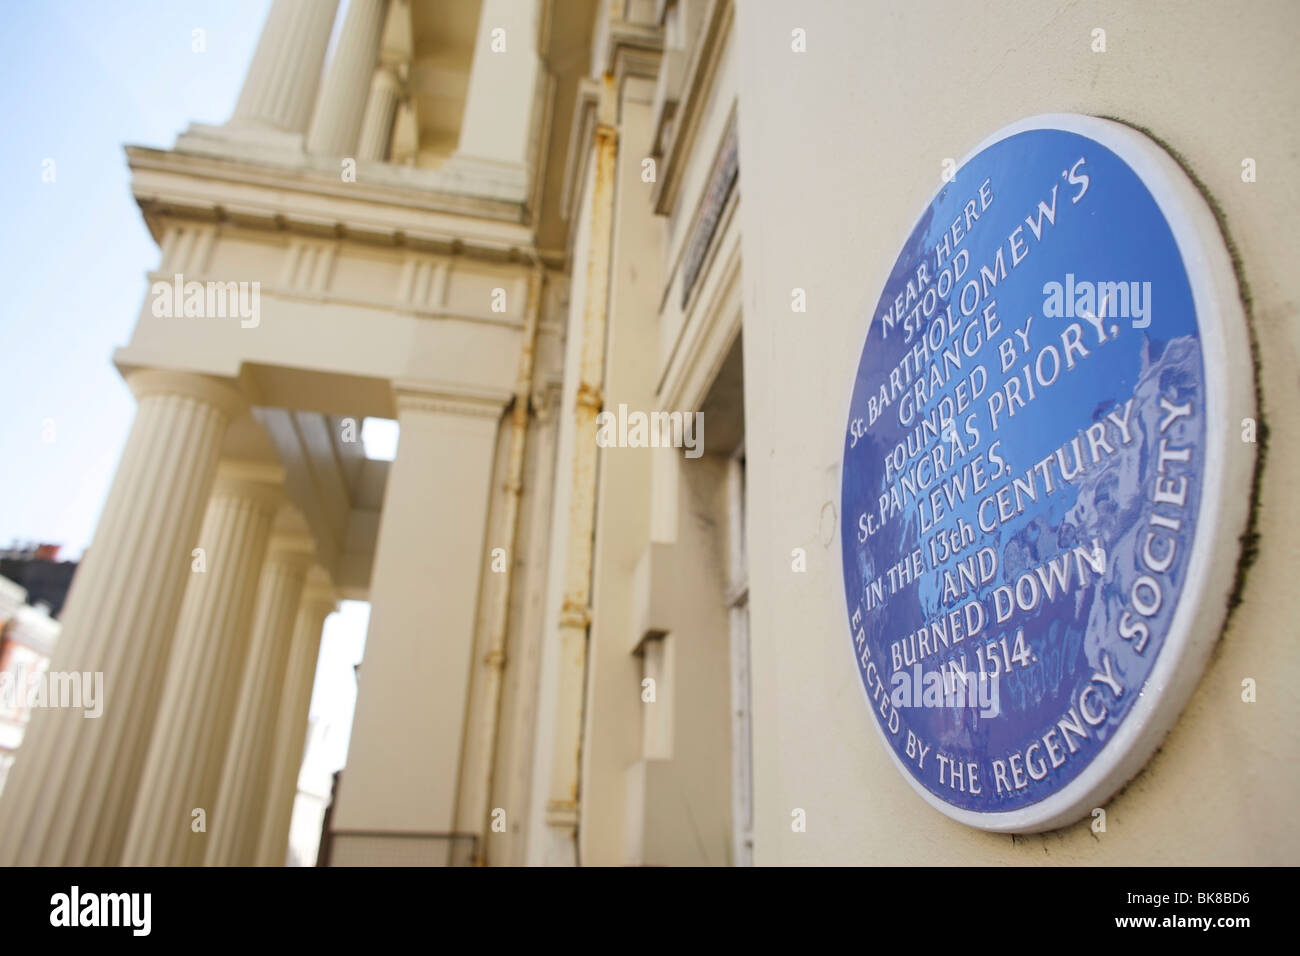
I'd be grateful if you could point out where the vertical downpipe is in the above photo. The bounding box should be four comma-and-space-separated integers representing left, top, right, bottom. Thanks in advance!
475, 262, 545, 865
543, 73, 619, 865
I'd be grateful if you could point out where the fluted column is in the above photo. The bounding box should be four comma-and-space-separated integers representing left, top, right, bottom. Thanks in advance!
356, 65, 402, 162
306, 0, 390, 157
229, 0, 340, 134
205, 520, 315, 866
0, 370, 245, 866
254, 568, 336, 865
120, 461, 285, 866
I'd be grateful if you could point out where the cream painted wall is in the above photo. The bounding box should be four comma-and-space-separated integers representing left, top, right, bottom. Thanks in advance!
735, 0, 1299, 864
580, 74, 738, 865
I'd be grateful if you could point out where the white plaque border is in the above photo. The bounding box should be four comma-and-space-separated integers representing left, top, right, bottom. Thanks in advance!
839, 113, 1258, 833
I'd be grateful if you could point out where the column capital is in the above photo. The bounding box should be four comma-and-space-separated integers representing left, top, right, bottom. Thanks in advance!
374, 62, 405, 92
392, 380, 513, 419
265, 508, 317, 570
265, 531, 316, 572
212, 459, 286, 513
301, 565, 340, 609
126, 369, 247, 420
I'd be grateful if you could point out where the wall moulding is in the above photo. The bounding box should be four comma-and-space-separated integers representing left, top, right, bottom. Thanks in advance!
127, 147, 538, 263
392, 381, 514, 420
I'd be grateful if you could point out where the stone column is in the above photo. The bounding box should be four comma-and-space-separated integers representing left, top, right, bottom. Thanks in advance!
306, 0, 390, 157
230, 0, 340, 134
0, 370, 245, 866
205, 519, 315, 866
326, 384, 506, 865
453, 0, 542, 167
356, 65, 403, 162
254, 568, 336, 866
120, 462, 285, 866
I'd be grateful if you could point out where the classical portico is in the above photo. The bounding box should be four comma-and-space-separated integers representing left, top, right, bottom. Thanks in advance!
0, 0, 587, 867
0, 0, 762, 869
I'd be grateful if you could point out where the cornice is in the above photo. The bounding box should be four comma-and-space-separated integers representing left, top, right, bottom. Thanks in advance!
127, 145, 543, 264
141, 269, 530, 334
211, 458, 288, 512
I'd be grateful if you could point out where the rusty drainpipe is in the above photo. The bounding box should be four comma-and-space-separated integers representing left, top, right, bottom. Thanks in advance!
475, 259, 545, 865
541, 73, 619, 865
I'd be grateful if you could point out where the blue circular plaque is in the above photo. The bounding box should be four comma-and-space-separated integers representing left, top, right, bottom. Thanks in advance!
840, 115, 1255, 831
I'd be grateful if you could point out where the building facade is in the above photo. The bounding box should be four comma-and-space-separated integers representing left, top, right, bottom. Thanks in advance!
0, 575, 62, 797
0, 544, 78, 620
0, 0, 1295, 866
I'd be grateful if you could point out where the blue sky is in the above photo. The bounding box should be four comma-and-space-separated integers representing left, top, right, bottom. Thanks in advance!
0, 0, 366, 778
0, 0, 271, 556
